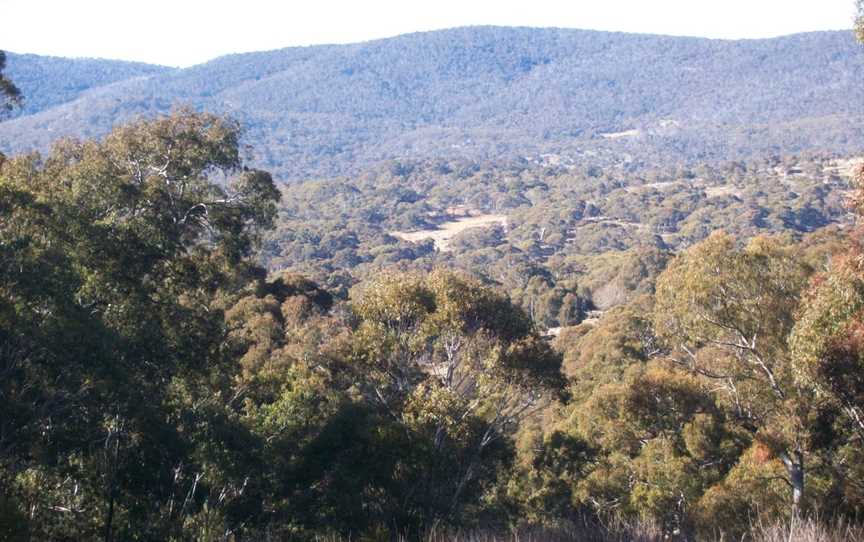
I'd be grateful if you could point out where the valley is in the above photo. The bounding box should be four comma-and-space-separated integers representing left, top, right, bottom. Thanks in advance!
3, 18, 864, 541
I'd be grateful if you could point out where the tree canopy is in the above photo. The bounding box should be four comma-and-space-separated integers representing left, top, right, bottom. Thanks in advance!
0, 51, 22, 115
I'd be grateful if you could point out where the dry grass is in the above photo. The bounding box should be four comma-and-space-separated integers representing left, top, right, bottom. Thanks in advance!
391, 214, 507, 251
751, 516, 864, 542
704, 185, 743, 198
417, 526, 664, 542
312, 520, 664, 542
311, 517, 864, 541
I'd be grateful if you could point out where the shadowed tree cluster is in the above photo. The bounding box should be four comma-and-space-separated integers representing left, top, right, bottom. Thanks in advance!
0, 51, 22, 115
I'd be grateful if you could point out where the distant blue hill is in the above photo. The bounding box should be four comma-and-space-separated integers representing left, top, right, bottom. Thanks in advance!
3, 52, 170, 116
2, 27, 863, 180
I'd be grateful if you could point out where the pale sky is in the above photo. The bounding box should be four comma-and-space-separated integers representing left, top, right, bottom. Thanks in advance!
2, 0, 858, 67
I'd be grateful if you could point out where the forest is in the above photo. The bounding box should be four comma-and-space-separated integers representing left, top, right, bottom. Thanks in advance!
2, 28, 864, 180
1, 11, 864, 542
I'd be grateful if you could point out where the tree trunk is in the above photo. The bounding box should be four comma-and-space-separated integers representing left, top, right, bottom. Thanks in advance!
103, 419, 122, 542
780, 450, 805, 513
103, 435, 119, 542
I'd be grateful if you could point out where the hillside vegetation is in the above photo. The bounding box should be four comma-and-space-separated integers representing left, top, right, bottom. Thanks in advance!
3, 52, 168, 116
3, 20, 864, 542
3, 109, 864, 542
259, 153, 857, 327
3, 28, 864, 179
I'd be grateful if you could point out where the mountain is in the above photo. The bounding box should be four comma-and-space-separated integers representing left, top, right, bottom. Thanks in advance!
3, 52, 170, 116
2, 27, 863, 180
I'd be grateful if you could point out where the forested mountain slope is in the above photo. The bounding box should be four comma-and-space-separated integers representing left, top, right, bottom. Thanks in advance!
2, 27, 863, 180
3, 52, 169, 116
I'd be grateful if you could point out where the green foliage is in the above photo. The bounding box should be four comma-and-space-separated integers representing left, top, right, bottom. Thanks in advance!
790, 251, 864, 439
558, 295, 656, 383
654, 232, 809, 359
789, 168, 864, 505
259, 153, 852, 337
340, 270, 565, 528
2, 38, 864, 538
0, 51, 22, 115
510, 225, 864, 539
562, 362, 737, 533
791, 162, 864, 441
653, 232, 815, 509
0, 110, 280, 540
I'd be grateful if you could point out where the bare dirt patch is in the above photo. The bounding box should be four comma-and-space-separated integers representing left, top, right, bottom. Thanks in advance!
704, 185, 743, 198
830, 157, 864, 179
391, 214, 508, 251
600, 129, 640, 139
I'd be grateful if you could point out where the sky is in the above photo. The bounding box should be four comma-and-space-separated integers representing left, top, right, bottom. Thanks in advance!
2, 0, 859, 67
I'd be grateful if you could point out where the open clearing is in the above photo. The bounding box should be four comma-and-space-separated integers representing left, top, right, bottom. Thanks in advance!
600, 129, 640, 139
704, 185, 743, 198
391, 214, 508, 251
831, 157, 864, 178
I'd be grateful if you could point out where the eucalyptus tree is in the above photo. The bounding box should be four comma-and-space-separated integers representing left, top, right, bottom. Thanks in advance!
0, 109, 279, 540
654, 232, 814, 510
349, 270, 565, 523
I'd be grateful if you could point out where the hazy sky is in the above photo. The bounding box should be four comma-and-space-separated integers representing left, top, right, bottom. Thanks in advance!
3, 0, 859, 67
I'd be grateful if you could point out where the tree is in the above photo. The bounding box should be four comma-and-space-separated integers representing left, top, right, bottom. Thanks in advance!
790, 252, 864, 439
653, 232, 814, 511
785, 0, 864, 452
348, 270, 565, 524
532, 294, 745, 536
788, 166, 864, 494
0, 51, 22, 115
569, 361, 734, 534
0, 109, 279, 540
